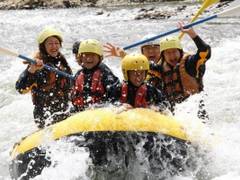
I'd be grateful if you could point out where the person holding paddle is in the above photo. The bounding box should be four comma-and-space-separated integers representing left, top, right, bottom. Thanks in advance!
104, 23, 211, 119
16, 27, 72, 128
149, 23, 211, 119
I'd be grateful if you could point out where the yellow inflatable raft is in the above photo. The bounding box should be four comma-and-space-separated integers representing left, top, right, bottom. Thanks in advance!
10, 108, 194, 179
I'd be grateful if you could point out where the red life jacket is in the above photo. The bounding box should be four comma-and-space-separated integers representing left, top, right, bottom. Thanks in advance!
120, 82, 148, 108
73, 69, 105, 107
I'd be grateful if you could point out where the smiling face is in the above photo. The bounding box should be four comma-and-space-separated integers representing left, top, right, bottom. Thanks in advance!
141, 44, 160, 63
162, 48, 181, 67
79, 52, 101, 69
44, 36, 61, 57
128, 70, 146, 87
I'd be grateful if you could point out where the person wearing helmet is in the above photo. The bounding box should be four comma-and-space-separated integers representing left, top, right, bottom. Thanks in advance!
71, 39, 120, 112
149, 23, 211, 119
110, 54, 168, 110
16, 27, 72, 128
140, 34, 161, 64
103, 36, 162, 91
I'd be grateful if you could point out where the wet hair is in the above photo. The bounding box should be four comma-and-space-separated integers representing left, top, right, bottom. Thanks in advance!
38, 36, 72, 74
72, 41, 81, 55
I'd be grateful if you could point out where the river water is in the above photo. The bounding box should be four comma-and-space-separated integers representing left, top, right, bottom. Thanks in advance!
0, 1, 240, 179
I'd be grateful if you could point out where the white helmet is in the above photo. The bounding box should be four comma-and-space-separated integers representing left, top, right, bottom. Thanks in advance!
140, 34, 160, 63
140, 34, 159, 53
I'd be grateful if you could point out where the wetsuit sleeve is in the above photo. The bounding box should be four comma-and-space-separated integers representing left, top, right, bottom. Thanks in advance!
185, 35, 211, 78
147, 84, 171, 111
15, 68, 37, 94
101, 64, 121, 102
109, 83, 122, 104
71, 70, 81, 89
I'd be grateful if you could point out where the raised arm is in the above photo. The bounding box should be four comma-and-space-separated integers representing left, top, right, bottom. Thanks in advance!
103, 43, 127, 58
179, 22, 211, 78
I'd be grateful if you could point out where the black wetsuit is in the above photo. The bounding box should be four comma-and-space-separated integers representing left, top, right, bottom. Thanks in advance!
16, 54, 72, 128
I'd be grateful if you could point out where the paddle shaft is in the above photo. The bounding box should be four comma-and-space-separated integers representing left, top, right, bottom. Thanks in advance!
179, 7, 206, 39
123, 2, 240, 50
123, 15, 217, 50
18, 54, 74, 80
179, 0, 220, 39
123, 1, 240, 50
0, 46, 74, 79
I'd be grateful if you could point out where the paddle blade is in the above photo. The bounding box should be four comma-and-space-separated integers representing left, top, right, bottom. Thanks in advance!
193, 0, 219, 21
0, 47, 18, 57
179, 0, 220, 39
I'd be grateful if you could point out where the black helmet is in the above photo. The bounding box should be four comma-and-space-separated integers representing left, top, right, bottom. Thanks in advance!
72, 41, 81, 55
